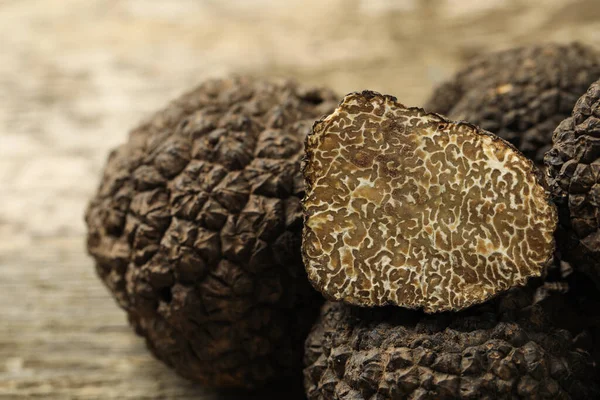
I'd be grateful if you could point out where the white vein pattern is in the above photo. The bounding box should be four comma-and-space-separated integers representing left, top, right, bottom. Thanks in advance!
302, 91, 556, 313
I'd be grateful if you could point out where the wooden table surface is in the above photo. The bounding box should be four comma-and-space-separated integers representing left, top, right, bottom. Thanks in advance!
1, 0, 599, 398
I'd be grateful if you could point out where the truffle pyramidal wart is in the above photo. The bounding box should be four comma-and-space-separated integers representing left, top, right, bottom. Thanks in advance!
85, 76, 338, 389
302, 91, 557, 313
425, 43, 600, 165
304, 288, 600, 400
546, 79, 600, 290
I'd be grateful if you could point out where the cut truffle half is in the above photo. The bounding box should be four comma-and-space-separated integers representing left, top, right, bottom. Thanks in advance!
546, 79, 600, 290
302, 91, 557, 313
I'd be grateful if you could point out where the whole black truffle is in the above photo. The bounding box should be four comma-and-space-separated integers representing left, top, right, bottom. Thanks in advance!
425, 43, 600, 165
303, 91, 556, 313
545, 79, 600, 290
304, 288, 600, 400
85, 76, 338, 389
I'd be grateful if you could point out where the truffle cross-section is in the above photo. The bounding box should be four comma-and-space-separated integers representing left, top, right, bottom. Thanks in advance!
302, 91, 557, 312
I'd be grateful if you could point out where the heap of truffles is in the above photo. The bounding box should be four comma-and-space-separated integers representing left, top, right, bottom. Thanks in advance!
85, 43, 600, 397
304, 289, 600, 400
85, 76, 338, 388
425, 43, 600, 165
302, 91, 557, 313
546, 79, 600, 289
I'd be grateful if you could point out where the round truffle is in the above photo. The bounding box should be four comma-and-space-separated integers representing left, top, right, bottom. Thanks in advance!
85, 76, 338, 389
302, 91, 557, 313
545, 79, 600, 290
425, 43, 600, 165
304, 289, 600, 400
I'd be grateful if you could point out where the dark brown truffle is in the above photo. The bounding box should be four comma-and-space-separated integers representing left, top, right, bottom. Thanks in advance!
302, 91, 557, 313
304, 287, 600, 400
85, 76, 338, 389
545, 79, 600, 290
425, 43, 600, 165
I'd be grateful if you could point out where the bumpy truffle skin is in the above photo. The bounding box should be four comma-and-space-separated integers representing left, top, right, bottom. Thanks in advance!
302, 91, 557, 313
545, 79, 600, 290
304, 289, 600, 400
425, 43, 600, 165
85, 76, 338, 389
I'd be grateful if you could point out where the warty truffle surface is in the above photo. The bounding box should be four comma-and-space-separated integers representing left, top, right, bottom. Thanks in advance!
85, 76, 338, 388
304, 287, 600, 400
425, 43, 600, 165
546, 78, 600, 290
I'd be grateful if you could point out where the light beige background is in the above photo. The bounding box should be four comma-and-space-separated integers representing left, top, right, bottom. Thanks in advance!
2, 0, 600, 398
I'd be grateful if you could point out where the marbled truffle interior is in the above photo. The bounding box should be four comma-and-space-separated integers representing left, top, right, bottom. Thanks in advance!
302, 91, 557, 312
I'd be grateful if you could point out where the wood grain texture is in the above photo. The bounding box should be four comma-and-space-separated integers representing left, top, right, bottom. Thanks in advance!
1, 0, 600, 398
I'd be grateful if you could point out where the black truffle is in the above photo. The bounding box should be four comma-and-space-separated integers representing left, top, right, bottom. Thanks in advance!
302, 91, 556, 312
545, 79, 600, 291
425, 43, 600, 165
85, 76, 338, 389
304, 287, 600, 400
